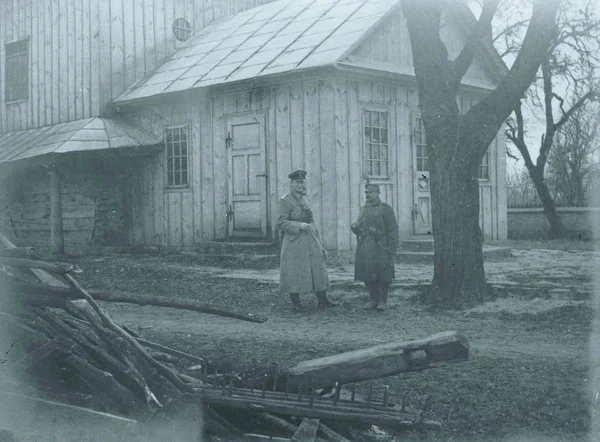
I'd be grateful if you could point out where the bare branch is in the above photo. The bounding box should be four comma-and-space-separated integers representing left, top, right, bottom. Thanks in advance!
506, 103, 536, 170
554, 90, 599, 131
450, 0, 500, 86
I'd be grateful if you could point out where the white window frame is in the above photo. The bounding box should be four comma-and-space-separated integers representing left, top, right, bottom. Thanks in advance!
165, 125, 191, 189
361, 106, 391, 179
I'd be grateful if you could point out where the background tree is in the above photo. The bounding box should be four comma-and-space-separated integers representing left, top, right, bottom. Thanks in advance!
401, 0, 560, 305
503, 0, 600, 237
546, 105, 600, 206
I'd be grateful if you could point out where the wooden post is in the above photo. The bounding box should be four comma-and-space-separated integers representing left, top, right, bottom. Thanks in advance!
49, 171, 64, 255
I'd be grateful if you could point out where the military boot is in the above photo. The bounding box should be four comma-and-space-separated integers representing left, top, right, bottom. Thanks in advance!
316, 291, 337, 308
290, 293, 303, 312
363, 286, 379, 310
376, 284, 389, 311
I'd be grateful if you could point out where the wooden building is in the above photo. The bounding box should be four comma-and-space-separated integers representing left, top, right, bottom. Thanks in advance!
0, 0, 508, 253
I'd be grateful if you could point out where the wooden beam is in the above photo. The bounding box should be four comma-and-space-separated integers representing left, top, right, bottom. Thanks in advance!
291, 419, 319, 442
0, 258, 81, 274
286, 331, 469, 389
49, 171, 64, 255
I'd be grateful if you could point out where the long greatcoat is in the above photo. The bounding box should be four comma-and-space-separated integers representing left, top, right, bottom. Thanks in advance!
352, 199, 399, 283
276, 193, 329, 294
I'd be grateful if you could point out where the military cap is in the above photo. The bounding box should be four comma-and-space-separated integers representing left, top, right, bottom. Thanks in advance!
288, 169, 307, 180
365, 183, 380, 192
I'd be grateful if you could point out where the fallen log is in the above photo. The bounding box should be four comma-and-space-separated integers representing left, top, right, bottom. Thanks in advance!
292, 419, 319, 442
286, 331, 469, 389
0, 257, 81, 274
5, 276, 268, 323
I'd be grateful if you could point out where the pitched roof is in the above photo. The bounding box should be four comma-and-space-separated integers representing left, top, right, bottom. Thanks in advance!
114, 0, 400, 103
0, 117, 160, 164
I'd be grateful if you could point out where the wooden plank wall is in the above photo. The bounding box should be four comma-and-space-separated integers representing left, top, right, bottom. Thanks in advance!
124, 75, 504, 249
0, 161, 127, 251
0, 0, 279, 134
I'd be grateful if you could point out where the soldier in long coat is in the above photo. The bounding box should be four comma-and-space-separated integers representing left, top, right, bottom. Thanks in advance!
276, 170, 335, 312
351, 184, 399, 311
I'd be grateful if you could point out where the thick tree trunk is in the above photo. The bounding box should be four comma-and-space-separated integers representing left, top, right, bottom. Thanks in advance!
430, 157, 487, 305
527, 166, 565, 239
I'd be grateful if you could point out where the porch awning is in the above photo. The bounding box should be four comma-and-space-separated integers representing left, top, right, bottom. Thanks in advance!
0, 117, 161, 164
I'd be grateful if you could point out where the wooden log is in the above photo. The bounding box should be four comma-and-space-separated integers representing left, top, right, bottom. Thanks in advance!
0, 247, 38, 258
62, 274, 192, 395
255, 412, 297, 435
317, 423, 352, 442
135, 337, 206, 367
6, 277, 268, 323
291, 419, 319, 442
64, 353, 141, 414
196, 392, 426, 429
0, 232, 67, 287
0, 257, 81, 274
204, 407, 246, 441
37, 307, 161, 407
9, 338, 75, 374
286, 331, 469, 389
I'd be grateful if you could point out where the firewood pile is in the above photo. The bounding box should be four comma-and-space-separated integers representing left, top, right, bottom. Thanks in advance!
0, 234, 470, 441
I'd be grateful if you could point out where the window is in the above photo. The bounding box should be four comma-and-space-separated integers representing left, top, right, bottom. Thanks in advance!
5, 38, 29, 102
165, 126, 190, 188
479, 150, 490, 180
173, 18, 192, 41
414, 116, 428, 171
363, 110, 389, 177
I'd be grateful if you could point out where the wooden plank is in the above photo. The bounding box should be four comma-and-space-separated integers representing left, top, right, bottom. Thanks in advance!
319, 80, 336, 249
190, 105, 202, 243
288, 331, 469, 389
213, 95, 227, 240
31, 0, 39, 128
97, 0, 110, 113
82, 0, 91, 118
58, 0, 69, 122
303, 81, 322, 238
164, 0, 176, 56
289, 83, 304, 171
134, 0, 145, 80
347, 81, 360, 250
200, 94, 214, 241
372, 83, 385, 104
357, 81, 372, 103
224, 93, 237, 115
276, 85, 291, 201
142, 160, 153, 245
74, 0, 83, 120
0, 0, 6, 132
334, 78, 350, 251
43, 0, 52, 125
123, 0, 135, 91
204, 0, 214, 27
131, 166, 144, 245
291, 419, 320, 442
143, 0, 155, 74
154, 0, 166, 64
167, 193, 181, 246
182, 191, 194, 246
152, 153, 164, 245
267, 88, 278, 241
19, 0, 28, 129
110, 0, 125, 101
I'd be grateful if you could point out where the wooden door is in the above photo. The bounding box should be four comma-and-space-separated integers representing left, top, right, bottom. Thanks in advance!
226, 114, 267, 238
413, 115, 432, 235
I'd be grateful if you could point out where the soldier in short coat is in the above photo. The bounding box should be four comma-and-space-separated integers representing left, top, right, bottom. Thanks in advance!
276, 170, 335, 312
352, 183, 399, 311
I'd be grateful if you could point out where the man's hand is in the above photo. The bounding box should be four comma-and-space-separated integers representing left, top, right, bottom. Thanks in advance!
299, 223, 310, 231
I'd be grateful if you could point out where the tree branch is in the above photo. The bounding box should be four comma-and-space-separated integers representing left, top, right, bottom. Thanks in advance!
464, 0, 561, 152
553, 90, 599, 132
450, 0, 500, 87
506, 103, 536, 170
493, 19, 530, 44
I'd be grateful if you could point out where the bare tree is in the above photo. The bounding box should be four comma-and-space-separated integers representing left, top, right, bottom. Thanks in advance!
504, 0, 600, 238
546, 105, 600, 206
401, 0, 560, 305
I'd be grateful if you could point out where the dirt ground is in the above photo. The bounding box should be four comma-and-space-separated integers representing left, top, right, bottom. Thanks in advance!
70, 242, 598, 442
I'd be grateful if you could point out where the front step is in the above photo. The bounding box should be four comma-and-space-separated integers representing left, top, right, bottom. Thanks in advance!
400, 238, 434, 252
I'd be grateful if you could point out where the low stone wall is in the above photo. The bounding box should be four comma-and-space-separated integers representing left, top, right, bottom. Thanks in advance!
507, 208, 600, 240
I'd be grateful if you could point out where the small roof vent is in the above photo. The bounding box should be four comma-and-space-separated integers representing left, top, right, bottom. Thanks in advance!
173, 18, 192, 41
